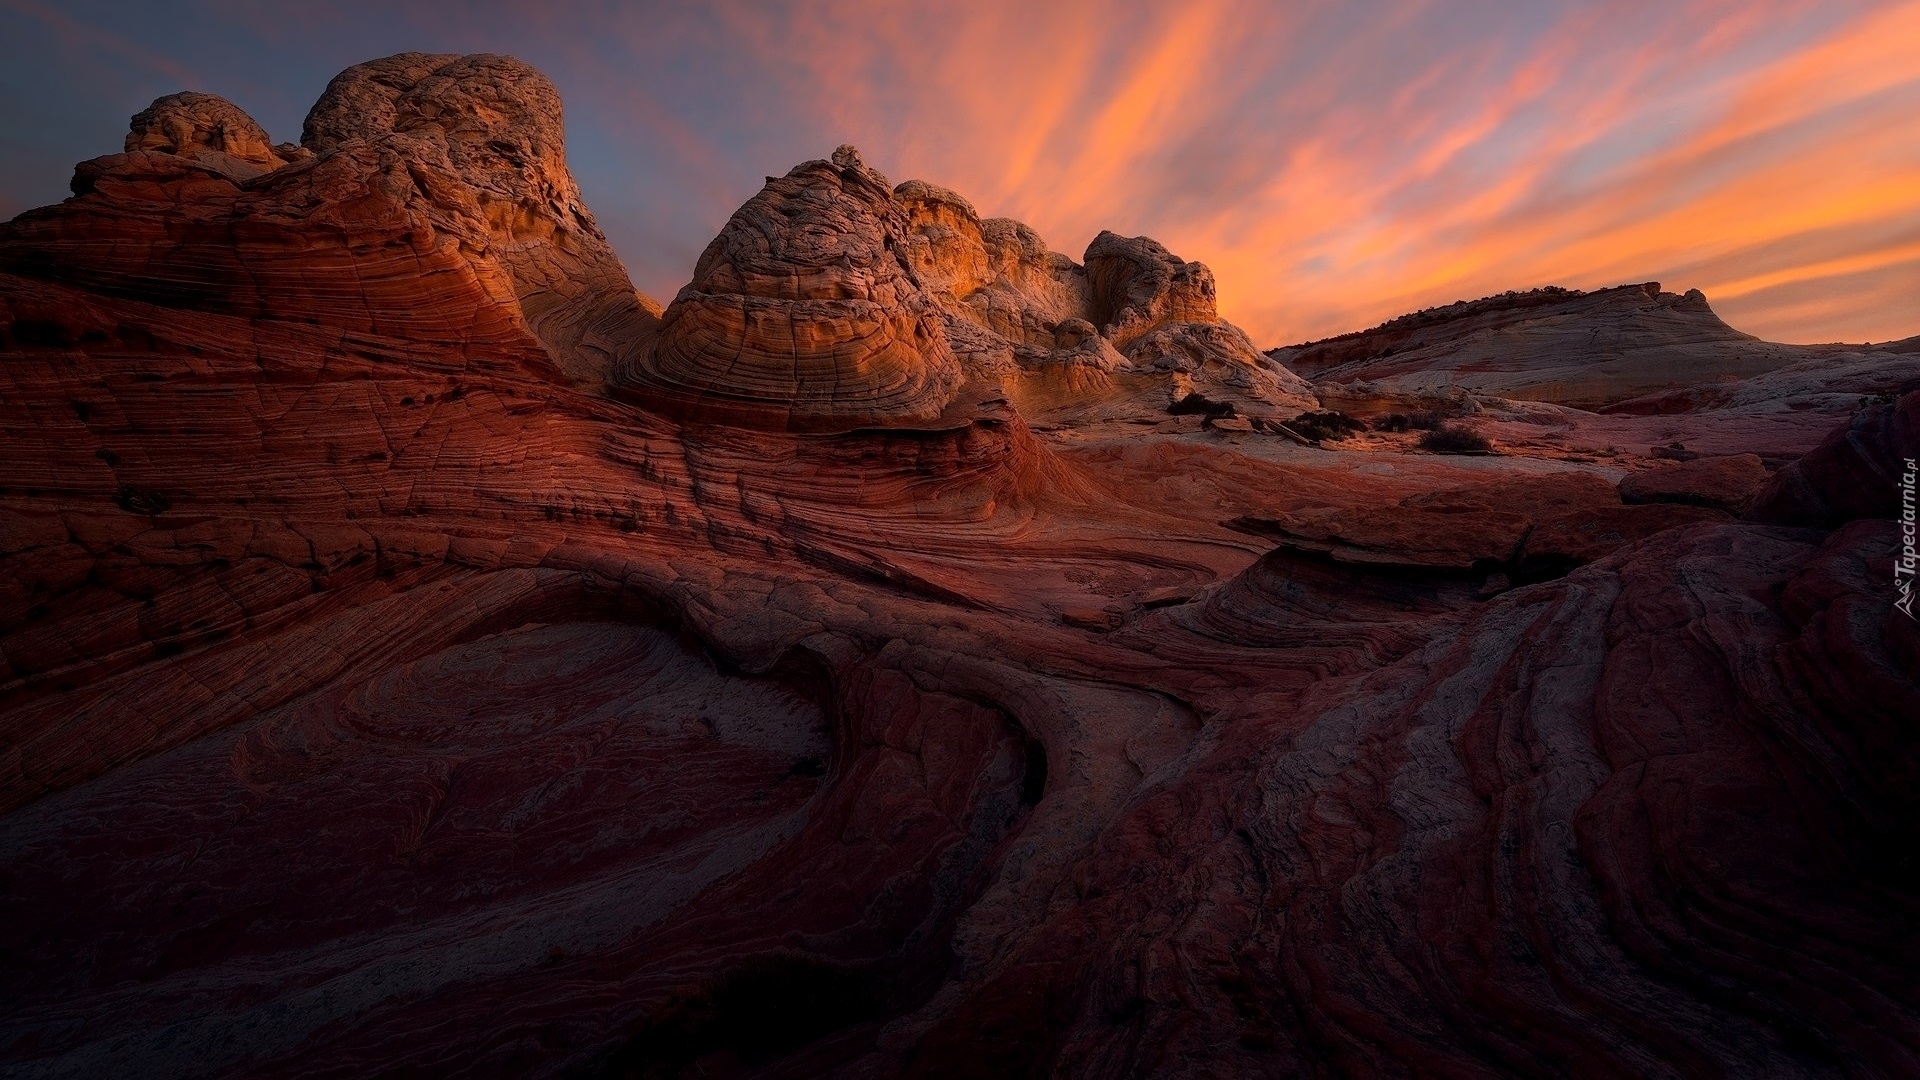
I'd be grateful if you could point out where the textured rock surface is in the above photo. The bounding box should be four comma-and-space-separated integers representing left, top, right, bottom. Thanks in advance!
1619, 452, 1770, 512
1748, 392, 1920, 527
2, 55, 1917, 1080
1084, 230, 1220, 346
622, 147, 963, 431
618, 150, 1314, 431
124, 92, 310, 180
3, 53, 656, 389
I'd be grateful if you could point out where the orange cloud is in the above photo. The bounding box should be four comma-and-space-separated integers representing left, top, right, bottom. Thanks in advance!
7, 0, 1909, 346
695, 0, 1917, 345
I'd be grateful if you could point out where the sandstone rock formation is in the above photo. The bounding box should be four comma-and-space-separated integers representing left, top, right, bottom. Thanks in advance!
1272, 282, 1817, 409
616, 150, 1313, 433
302, 53, 661, 386
893, 180, 1091, 353
124, 91, 311, 180
1084, 230, 1221, 344
621, 146, 964, 431
2, 53, 657, 388
2, 53, 1916, 1080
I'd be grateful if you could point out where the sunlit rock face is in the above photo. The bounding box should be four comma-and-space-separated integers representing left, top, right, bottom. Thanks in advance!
301, 52, 662, 386
894, 180, 1091, 352
625, 146, 965, 431
620, 151, 1315, 431
124, 91, 312, 180
1080, 230, 1318, 416
1, 53, 656, 388
3, 51, 1918, 1080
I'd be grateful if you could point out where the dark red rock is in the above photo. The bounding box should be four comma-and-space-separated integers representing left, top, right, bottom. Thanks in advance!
1618, 452, 1769, 512
1748, 391, 1920, 527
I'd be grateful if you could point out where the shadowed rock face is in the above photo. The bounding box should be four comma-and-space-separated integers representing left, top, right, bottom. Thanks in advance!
2, 52, 1917, 1080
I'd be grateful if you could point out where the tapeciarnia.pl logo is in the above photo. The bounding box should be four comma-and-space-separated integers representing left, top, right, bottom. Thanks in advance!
1899, 457, 1917, 619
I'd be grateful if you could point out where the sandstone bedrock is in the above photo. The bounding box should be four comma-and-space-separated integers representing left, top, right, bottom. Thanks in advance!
1, 52, 1915, 1080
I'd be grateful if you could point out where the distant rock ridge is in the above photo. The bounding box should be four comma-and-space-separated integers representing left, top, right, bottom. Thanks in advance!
1267, 280, 1812, 410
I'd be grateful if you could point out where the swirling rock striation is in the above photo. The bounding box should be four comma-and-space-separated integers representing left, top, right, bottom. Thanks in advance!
622, 146, 964, 431
1, 52, 1916, 1080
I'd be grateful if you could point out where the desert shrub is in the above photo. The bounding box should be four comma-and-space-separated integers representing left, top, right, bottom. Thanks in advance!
1373, 413, 1411, 433
1288, 410, 1365, 442
1419, 423, 1493, 454
1167, 392, 1236, 418
1407, 409, 1445, 431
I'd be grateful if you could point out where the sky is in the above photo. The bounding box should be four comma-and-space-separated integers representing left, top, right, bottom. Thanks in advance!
2, 0, 1916, 347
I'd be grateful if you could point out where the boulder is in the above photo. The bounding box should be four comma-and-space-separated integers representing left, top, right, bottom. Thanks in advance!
1619, 453, 1769, 513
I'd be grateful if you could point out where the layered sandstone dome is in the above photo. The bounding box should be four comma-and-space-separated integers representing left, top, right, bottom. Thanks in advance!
618, 148, 1314, 429
624, 146, 964, 431
301, 53, 660, 385
1, 53, 656, 387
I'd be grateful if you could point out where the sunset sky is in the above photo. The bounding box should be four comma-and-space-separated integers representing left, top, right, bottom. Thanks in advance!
3, 0, 1916, 346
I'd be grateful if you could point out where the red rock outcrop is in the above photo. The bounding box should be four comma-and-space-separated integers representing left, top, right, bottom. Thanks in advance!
1, 53, 1916, 1080
1748, 391, 1920, 527
1, 53, 657, 389
1619, 452, 1770, 513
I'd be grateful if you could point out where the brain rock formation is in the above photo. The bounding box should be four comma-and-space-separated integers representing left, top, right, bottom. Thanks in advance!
2, 52, 1917, 1080
302, 53, 660, 385
124, 91, 312, 179
624, 146, 964, 431
620, 150, 1314, 430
